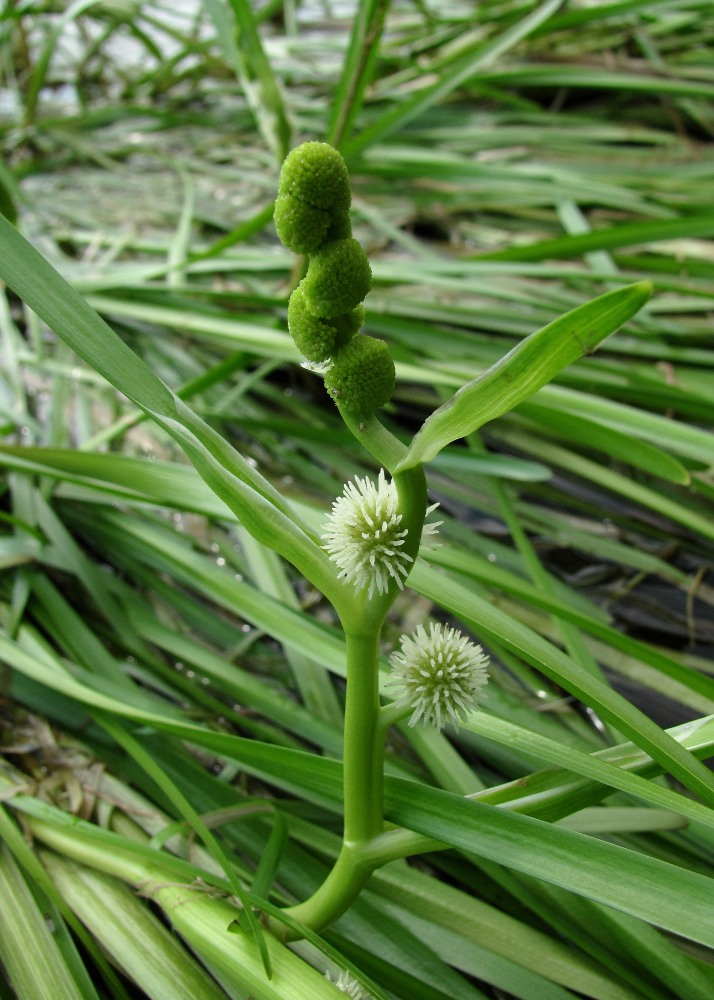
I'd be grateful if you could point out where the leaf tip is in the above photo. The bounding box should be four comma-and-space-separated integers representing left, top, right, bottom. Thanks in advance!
633, 279, 654, 303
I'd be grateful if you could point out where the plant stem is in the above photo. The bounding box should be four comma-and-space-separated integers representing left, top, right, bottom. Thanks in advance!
276, 842, 375, 937
277, 416, 429, 935
279, 627, 383, 935
343, 629, 383, 843
337, 411, 407, 473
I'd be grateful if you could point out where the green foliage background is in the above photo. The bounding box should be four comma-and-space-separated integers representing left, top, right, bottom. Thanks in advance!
1, 2, 713, 999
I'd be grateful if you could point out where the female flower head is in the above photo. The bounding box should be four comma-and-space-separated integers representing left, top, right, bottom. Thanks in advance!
325, 969, 372, 998
388, 622, 489, 731
322, 469, 411, 598
275, 141, 351, 254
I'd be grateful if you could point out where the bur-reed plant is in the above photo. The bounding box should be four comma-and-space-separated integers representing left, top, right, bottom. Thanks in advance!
2, 2, 714, 999
2, 135, 714, 1000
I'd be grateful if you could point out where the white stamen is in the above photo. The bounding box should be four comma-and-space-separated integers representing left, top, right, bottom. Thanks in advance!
321, 470, 439, 599
388, 623, 489, 731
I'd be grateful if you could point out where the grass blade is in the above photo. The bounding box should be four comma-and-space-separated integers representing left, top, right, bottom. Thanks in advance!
211, 0, 291, 161
327, 0, 390, 148
41, 853, 228, 1000
0, 842, 86, 1000
480, 213, 714, 262
399, 282, 652, 469
383, 779, 714, 950
343, 0, 563, 158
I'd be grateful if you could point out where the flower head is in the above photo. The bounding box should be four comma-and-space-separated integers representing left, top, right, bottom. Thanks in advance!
388, 623, 489, 731
322, 469, 411, 598
279, 142, 351, 214
325, 970, 372, 999
275, 142, 351, 254
302, 238, 372, 318
288, 284, 362, 363
324, 334, 394, 417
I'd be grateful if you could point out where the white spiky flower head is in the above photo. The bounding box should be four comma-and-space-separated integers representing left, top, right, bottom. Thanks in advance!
322, 469, 439, 599
388, 622, 489, 731
325, 969, 372, 999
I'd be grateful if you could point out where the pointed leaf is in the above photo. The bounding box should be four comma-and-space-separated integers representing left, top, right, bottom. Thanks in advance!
0, 216, 338, 601
383, 779, 714, 950
398, 282, 651, 470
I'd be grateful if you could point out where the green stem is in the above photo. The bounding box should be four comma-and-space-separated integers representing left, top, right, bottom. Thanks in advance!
361, 827, 444, 868
279, 628, 384, 935
394, 465, 428, 566
275, 842, 374, 937
337, 411, 407, 473
343, 629, 383, 843
278, 414, 430, 935
378, 700, 412, 733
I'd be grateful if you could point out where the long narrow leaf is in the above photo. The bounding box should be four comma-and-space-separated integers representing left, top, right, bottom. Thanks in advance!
343, 0, 562, 158
480, 213, 714, 263
217, 0, 291, 160
0, 843, 86, 1000
327, 0, 390, 148
399, 282, 651, 469
383, 780, 714, 949
0, 216, 340, 603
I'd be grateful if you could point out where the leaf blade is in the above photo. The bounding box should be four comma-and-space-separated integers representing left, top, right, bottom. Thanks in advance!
398, 281, 652, 469
383, 780, 714, 950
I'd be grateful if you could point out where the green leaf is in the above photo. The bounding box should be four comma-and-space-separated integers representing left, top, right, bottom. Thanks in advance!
250, 807, 288, 901
342, 0, 563, 158
0, 842, 86, 1000
0, 216, 340, 605
157, 405, 339, 599
7, 805, 348, 1000
478, 213, 714, 263
23, 0, 108, 127
430, 450, 551, 482
467, 713, 714, 832
494, 426, 714, 542
211, 0, 291, 161
473, 65, 714, 101
327, 0, 390, 148
515, 401, 690, 484
398, 282, 652, 470
0, 217, 175, 417
372, 863, 643, 1000
0, 446, 231, 518
0, 806, 114, 1000
41, 855, 228, 1000
383, 780, 714, 950
97, 716, 273, 977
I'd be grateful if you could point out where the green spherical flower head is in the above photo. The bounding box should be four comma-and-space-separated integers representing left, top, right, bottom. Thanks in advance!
288, 284, 339, 362
302, 238, 372, 318
278, 141, 351, 214
333, 303, 365, 348
274, 193, 331, 254
325, 335, 395, 416
324, 210, 352, 244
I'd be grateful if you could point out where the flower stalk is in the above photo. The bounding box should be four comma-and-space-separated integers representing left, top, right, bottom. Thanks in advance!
343, 629, 384, 843
273, 141, 489, 939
